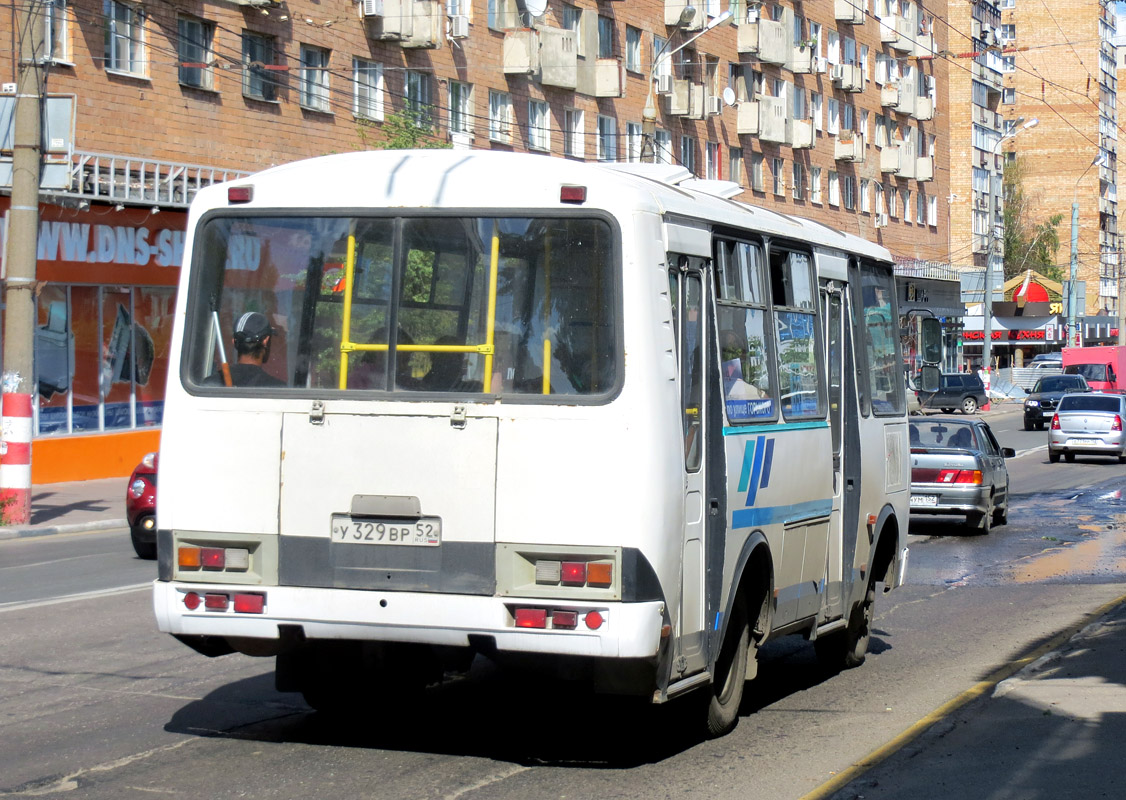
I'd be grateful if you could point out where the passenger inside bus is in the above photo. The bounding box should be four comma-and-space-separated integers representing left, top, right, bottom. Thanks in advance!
422, 335, 470, 391
207, 311, 285, 388
720, 331, 766, 400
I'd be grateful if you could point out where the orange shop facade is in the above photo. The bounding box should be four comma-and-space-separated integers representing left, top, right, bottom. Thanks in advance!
1, 200, 185, 483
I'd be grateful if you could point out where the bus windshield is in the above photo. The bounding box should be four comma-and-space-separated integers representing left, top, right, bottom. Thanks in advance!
185, 214, 618, 397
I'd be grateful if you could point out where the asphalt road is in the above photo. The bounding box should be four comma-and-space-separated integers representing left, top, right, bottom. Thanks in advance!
2, 444, 1125, 800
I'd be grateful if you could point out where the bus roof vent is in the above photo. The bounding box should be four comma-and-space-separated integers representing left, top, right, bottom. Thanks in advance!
679, 179, 744, 199
602, 163, 693, 185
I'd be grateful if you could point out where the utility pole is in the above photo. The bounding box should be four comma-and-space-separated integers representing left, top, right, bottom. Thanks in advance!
2, 0, 46, 524
1068, 199, 1079, 348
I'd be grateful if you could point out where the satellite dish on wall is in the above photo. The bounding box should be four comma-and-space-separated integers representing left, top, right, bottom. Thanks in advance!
525, 0, 548, 17
722, 87, 737, 106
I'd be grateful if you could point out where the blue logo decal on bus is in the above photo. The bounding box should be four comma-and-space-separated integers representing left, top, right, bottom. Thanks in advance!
737, 435, 775, 506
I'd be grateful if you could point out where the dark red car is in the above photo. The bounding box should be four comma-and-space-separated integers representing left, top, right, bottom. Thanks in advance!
126, 452, 158, 559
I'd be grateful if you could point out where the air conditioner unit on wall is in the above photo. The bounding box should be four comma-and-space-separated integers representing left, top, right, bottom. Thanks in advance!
449, 13, 469, 38
362, 0, 383, 17
875, 212, 889, 228
706, 95, 723, 115
656, 74, 674, 94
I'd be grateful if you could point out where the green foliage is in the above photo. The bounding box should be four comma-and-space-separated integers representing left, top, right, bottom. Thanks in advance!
1003, 159, 1063, 282
358, 107, 451, 151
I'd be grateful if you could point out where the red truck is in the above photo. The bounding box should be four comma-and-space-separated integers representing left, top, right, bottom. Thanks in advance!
1062, 345, 1126, 393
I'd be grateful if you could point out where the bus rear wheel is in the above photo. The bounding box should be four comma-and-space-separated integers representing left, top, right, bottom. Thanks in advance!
816, 585, 875, 671
705, 601, 750, 738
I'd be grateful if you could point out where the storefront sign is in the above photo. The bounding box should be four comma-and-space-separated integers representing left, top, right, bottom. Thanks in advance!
964, 329, 1048, 341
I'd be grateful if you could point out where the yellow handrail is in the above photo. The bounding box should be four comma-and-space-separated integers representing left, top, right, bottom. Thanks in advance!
483, 221, 500, 393
338, 226, 358, 390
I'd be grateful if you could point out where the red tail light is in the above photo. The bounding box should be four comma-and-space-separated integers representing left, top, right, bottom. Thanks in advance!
935, 469, 983, 485
515, 608, 547, 628
1113, 415, 1123, 432
1051, 414, 1061, 430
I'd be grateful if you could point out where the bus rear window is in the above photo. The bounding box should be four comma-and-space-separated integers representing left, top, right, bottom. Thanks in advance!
185, 215, 618, 398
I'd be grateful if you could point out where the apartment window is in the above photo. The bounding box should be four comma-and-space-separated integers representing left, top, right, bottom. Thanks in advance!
1000, 0, 1015, 7
772, 157, 785, 196
828, 171, 840, 207
810, 166, 822, 203
875, 114, 888, 147
843, 175, 855, 211
528, 100, 550, 151
1002, 56, 1015, 73
916, 191, 926, 224
563, 4, 581, 50
901, 188, 911, 219
705, 141, 720, 179
655, 129, 672, 164
626, 26, 641, 72
300, 45, 331, 113
888, 187, 898, 217
488, 0, 514, 30
792, 162, 805, 200
751, 152, 765, 191
793, 88, 807, 121
598, 115, 617, 161
842, 104, 855, 132
405, 70, 433, 128
812, 92, 823, 132
654, 35, 671, 80
861, 109, 870, 141
682, 136, 697, 175
46, 0, 69, 62
564, 108, 584, 157
827, 31, 840, 65
354, 58, 384, 121
627, 122, 642, 162
1001, 24, 1015, 42
928, 194, 938, 226
875, 183, 886, 215
489, 90, 512, 142
598, 16, 614, 59
178, 16, 213, 90
860, 178, 871, 213
448, 80, 471, 133
828, 98, 840, 135
104, 0, 144, 75
729, 147, 744, 185
860, 45, 869, 79
1002, 88, 1015, 105
242, 32, 276, 101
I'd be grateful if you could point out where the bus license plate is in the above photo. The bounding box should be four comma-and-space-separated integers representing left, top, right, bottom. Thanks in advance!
330, 515, 441, 546
910, 495, 938, 507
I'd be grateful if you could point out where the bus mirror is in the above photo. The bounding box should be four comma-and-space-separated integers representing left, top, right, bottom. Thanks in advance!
920, 318, 942, 365
919, 365, 940, 393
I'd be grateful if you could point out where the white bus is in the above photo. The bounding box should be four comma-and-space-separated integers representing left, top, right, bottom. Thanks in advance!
153, 150, 912, 736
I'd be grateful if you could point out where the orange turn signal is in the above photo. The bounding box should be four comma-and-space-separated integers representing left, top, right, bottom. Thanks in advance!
587, 562, 613, 587
178, 546, 201, 569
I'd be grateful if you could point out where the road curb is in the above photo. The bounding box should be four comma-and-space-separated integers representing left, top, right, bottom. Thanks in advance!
799, 591, 1126, 800
0, 518, 129, 540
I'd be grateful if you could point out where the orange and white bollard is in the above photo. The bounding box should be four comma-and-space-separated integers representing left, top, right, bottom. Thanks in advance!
1, 392, 33, 525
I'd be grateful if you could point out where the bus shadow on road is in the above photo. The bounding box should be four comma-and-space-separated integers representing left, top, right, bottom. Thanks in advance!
164, 636, 892, 767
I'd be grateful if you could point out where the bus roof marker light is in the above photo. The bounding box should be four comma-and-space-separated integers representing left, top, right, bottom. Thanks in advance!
560, 185, 586, 204
228, 185, 253, 204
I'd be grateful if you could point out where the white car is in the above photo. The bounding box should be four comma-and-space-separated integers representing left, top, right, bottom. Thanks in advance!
1048, 393, 1126, 464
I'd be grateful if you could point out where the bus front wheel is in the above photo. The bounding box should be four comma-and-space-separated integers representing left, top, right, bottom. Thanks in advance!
705, 601, 750, 738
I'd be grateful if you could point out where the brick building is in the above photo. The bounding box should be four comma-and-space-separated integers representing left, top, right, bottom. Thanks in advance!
1, 0, 950, 481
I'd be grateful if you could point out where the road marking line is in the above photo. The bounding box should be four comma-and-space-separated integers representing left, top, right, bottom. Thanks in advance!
799, 591, 1126, 800
0, 583, 150, 614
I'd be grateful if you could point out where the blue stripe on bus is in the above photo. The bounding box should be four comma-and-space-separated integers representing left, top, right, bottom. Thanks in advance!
722, 421, 829, 436
731, 498, 833, 529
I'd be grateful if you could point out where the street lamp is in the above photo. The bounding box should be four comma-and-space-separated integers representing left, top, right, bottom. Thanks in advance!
640, 8, 734, 163
1068, 152, 1106, 349
984, 116, 1038, 372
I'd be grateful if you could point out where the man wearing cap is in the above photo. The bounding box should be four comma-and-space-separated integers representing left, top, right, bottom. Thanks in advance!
223, 311, 285, 387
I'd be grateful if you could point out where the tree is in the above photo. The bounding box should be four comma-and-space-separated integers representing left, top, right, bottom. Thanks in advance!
358, 107, 451, 151
1003, 158, 1063, 282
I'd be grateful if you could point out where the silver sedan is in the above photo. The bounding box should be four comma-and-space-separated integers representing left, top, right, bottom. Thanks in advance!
1048, 392, 1126, 464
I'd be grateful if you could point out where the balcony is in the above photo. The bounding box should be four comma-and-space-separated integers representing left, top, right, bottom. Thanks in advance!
835, 132, 866, 162
916, 155, 934, 181
880, 15, 901, 44
595, 58, 624, 97
402, 0, 442, 48
541, 26, 577, 89
792, 119, 814, 149
738, 101, 761, 136
974, 59, 1003, 90
913, 32, 935, 57
665, 0, 703, 31
739, 19, 788, 64
668, 79, 705, 119
881, 83, 900, 108
503, 28, 540, 75
913, 97, 934, 121
832, 64, 864, 92
758, 96, 789, 144
880, 145, 917, 179
789, 44, 813, 74
890, 15, 915, 52
834, 0, 864, 24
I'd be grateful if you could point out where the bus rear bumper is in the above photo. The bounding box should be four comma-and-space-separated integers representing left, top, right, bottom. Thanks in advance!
153, 581, 665, 659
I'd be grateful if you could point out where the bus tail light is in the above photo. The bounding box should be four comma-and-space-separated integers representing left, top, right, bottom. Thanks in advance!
177, 545, 250, 572
234, 593, 266, 614
560, 561, 586, 585
534, 558, 613, 589
585, 611, 604, 630
201, 548, 225, 569
204, 593, 229, 611
586, 562, 613, 587
179, 547, 202, 569
515, 608, 547, 628
552, 610, 578, 629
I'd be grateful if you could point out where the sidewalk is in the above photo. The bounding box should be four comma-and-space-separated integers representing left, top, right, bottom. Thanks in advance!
0, 477, 128, 539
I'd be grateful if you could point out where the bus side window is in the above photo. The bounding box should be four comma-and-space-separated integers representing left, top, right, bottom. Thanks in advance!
682, 271, 703, 471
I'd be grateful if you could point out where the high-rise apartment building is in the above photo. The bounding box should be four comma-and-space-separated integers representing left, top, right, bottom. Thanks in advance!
0, 0, 949, 481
